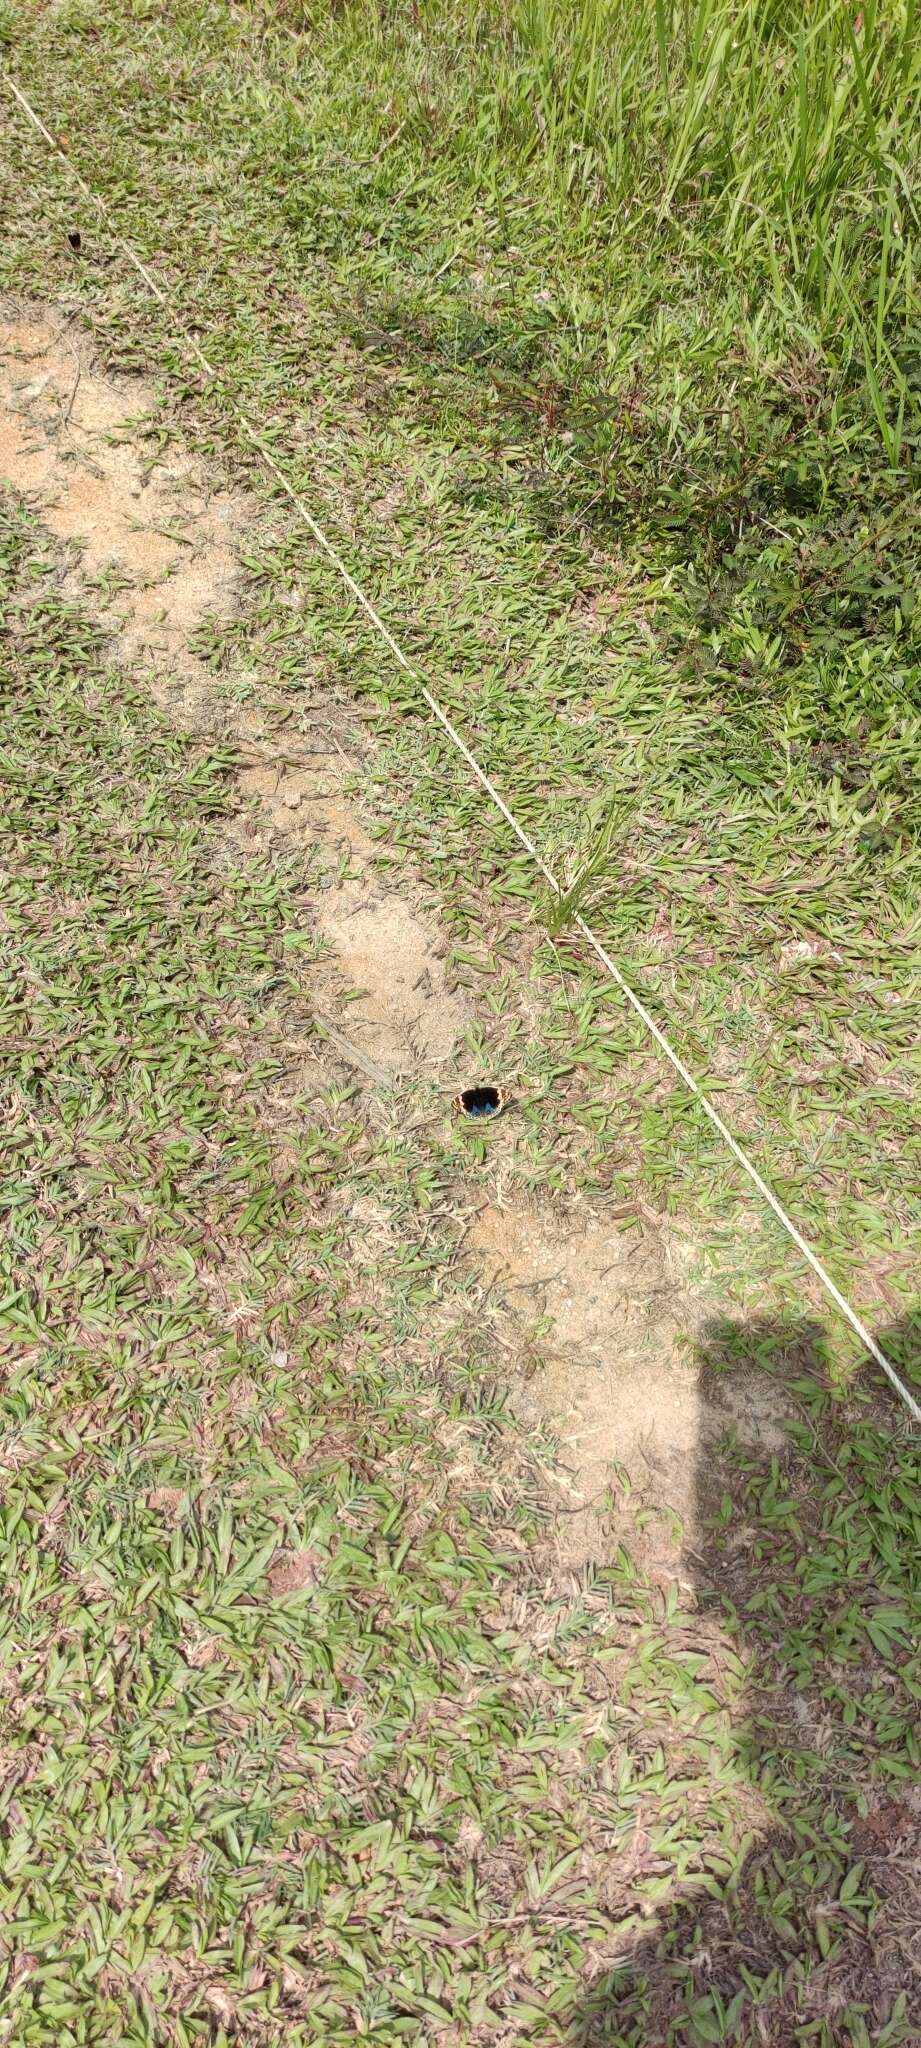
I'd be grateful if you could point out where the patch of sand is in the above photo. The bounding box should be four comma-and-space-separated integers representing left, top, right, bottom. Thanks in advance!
316, 885, 466, 1069
237, 759, 379, 859
0, 311, 242, 686
0, 303, 467, 1077
468, 1202, 788, 1562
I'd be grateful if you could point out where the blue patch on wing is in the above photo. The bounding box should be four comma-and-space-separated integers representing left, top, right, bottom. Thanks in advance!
455, 1085, 507, 1119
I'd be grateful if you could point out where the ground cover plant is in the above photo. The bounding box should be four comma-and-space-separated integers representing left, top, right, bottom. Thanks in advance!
3, 0, 919, 1310
1, 1, 921, 2041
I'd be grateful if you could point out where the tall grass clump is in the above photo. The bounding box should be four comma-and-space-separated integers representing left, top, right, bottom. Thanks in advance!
313, 0, 921, 458
503, 0, 921, 453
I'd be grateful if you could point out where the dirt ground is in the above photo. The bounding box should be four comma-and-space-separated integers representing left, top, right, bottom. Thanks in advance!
0, 301, 790, 1560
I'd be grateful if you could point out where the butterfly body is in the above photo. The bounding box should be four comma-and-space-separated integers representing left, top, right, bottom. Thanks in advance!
453, 1085, 509, 1120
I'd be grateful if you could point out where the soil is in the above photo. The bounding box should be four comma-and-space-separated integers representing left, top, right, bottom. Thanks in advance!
468, 1200, 788, 1563
0, 311, 242, 694
0, 303, 468, 1079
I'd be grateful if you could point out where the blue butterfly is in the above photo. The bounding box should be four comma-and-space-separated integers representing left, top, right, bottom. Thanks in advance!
454, 1085, 509, 1120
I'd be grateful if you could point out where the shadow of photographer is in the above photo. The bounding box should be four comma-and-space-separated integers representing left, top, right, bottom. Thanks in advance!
572, 1311, 921, 2048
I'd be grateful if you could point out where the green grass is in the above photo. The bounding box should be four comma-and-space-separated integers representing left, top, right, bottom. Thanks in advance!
2, 1, 921, 2039
2, 494, 921, 2048
2, 0, 919, 1337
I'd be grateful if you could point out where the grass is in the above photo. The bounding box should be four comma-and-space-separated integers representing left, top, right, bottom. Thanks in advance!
1, 0, 921, 2039
2, 0, 919, 1322
3, 493, 921, 2048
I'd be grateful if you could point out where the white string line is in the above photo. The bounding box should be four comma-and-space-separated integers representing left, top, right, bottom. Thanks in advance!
7, 71, 920, 1426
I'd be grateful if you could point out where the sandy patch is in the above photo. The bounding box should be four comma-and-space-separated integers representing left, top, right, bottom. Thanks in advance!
0, 310, 242, 690
237, 758, 380, 859
316, 886, 465, 1069
0, 302, 467, 1077
468, 1201, 788, 1562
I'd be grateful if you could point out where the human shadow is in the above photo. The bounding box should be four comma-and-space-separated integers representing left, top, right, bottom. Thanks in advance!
573, 1311, 921, 2048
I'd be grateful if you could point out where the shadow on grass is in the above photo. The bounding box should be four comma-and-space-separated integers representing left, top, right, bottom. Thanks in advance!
574, 1312, 921, 2048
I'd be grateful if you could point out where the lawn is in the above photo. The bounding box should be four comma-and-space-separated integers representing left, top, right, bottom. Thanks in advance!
1, 3, 920, 2043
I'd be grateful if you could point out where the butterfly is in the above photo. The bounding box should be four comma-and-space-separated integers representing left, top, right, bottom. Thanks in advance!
453, 1084, 509, 1120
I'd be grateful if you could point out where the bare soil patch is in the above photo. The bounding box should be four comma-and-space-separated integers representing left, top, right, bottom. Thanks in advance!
0, 302, 467, 1077
316, 885, 465, 1069
0, 310, 242, 699
468, 1200, 788, 1563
